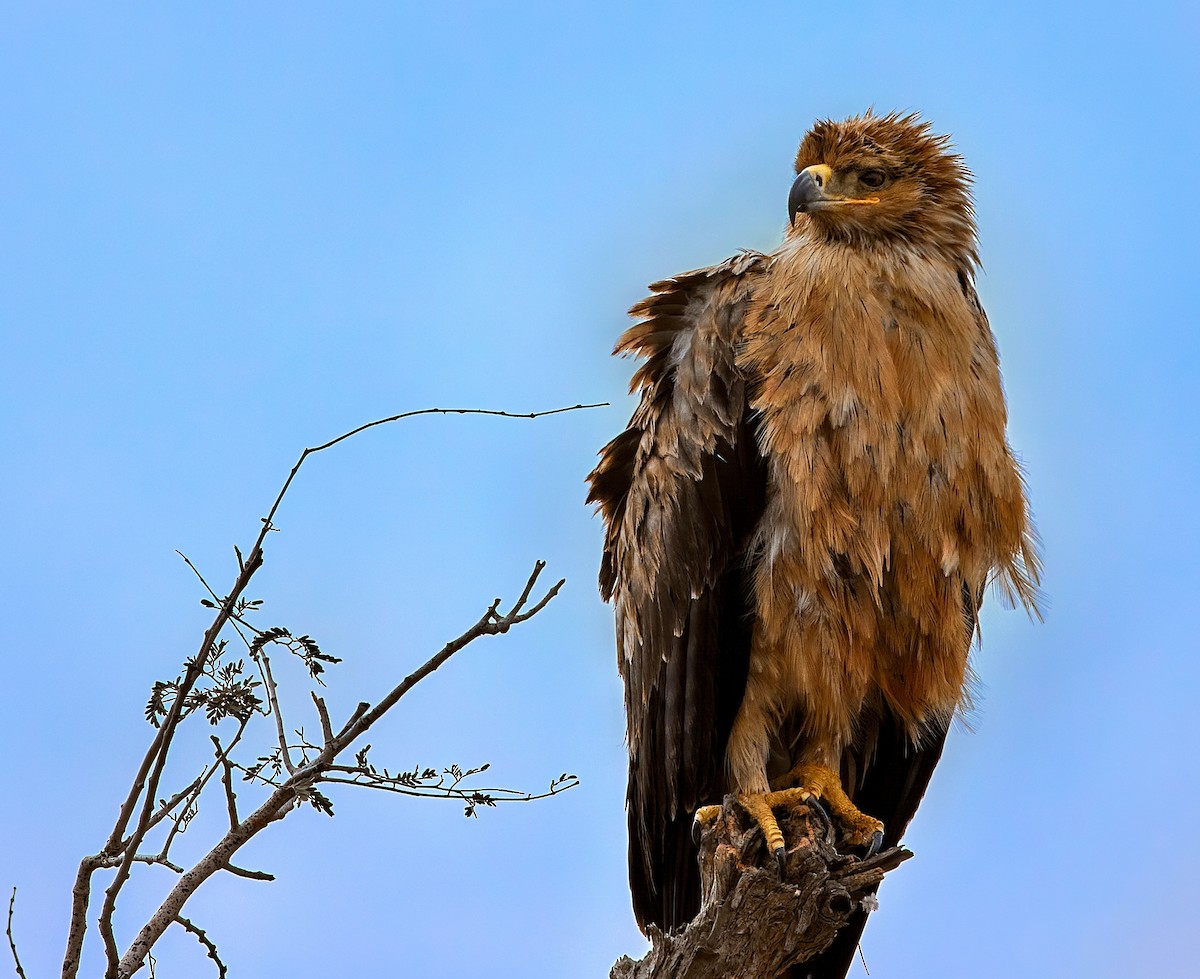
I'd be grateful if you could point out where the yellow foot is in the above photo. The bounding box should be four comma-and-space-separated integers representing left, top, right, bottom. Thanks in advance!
691, 804, 723, 845
769, 763, 885, 853
691, 766, 884, 874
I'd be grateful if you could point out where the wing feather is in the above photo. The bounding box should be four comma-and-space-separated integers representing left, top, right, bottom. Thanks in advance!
587, 251, 768, 930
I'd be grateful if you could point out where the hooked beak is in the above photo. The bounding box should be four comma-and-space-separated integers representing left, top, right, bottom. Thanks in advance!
789, 164, 833, 225
788, 163, 879, 225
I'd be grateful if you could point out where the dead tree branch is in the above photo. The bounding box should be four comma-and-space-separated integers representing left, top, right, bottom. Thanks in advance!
114, 562, 565, 976
54, 403, 600, 979
610, 797, 912, 979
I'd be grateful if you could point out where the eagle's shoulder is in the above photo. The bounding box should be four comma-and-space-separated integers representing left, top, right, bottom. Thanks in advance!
589, 251, 768, 603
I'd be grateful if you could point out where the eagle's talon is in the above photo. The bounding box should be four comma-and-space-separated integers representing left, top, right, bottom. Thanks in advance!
804, 795, 836, 845
774, 845, 787, 876
865, 829, 884, 858
691, 804, 721, 846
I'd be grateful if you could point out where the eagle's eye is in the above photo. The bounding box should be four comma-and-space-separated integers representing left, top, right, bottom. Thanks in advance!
859, 169, 887, 189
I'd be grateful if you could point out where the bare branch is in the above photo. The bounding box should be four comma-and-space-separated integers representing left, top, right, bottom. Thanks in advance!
177, 551, 260, 652
115, 780, 304, 973
335, 702, 370, 741
212, 737, 239, 829
142, 776, 203, 836
7, 889, 27, 979
221, 865, 274, 882
173, 915, 226, 979
336, 561, 561, 749
507, 575, 566, 626
113, 563, 568, 975
88, 854, 184, 875
311, 693, 333, 745
63, 404, 602, 979
175, 551, 223, 607
63, 857, 99, 979
156, 795, 196, 868
255, 649, 295, 774
261, 403, 606, 537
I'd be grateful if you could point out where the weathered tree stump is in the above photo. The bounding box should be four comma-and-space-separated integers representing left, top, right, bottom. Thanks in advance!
610, 796, 911, 979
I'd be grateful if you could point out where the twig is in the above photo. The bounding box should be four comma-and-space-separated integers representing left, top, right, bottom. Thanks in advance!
7, 889, 27, 979
336, 561, 564, 749
156, 793, 196, 868
142, 777, 203, 836
311, 693, 333, 746
177, 551, 261, 651
323, 762, 577, 794
221, 865, 274, 882
335, 702, 370, 741
255, 649, 295, 774
173, 915, 226, 979
262, 403, 605, 533
321, 770, 579, 804
213, 737, 239, 829
89, 854, 185, 874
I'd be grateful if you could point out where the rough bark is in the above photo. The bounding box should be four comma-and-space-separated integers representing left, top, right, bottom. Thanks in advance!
611, 797, 911, 979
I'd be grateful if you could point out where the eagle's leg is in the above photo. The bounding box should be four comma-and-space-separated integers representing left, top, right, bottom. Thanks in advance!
769, 762, 884, 854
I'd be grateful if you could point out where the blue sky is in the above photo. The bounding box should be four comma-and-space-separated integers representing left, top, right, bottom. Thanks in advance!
1, 2, 1197, 976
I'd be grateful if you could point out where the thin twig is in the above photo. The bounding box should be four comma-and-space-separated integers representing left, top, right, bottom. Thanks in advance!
221, 865, 274, 882
7, 889, 27, 979
335, 561, 563, 749
173, 915, 227, 979
259, 403, 606, 540
177, 551, 261, 651
156, 794, 196, 867
320, 772, 579, 804
311, 693, 333, 746
142, 776, 204, 836
256, 649, 295, 774
213, 737, 239, 829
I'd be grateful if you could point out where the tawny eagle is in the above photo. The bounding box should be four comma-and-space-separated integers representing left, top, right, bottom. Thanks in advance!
588, 112, 1040, 977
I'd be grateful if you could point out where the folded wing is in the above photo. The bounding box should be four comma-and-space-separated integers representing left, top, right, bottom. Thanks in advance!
587, 252, 768, 930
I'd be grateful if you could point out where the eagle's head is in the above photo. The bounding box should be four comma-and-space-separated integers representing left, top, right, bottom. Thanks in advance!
789, 111, 976, 262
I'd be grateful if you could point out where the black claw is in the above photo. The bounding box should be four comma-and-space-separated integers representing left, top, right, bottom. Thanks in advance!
691, 817, 703, 847
774, 846, 787, 876
803, 796, 836, 844
865, 830, 884, 858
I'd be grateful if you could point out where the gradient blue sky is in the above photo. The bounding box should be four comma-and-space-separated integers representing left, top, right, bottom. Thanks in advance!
2, 3, 1197, 977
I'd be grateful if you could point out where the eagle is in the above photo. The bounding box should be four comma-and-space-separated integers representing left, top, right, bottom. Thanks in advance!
587, 111, 1040, 978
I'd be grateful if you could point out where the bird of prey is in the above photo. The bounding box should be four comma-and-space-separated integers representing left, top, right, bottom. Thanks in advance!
587, 111, 1040, 977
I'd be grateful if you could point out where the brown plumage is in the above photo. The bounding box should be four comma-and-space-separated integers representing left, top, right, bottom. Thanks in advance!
588, 112, 1040, 978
